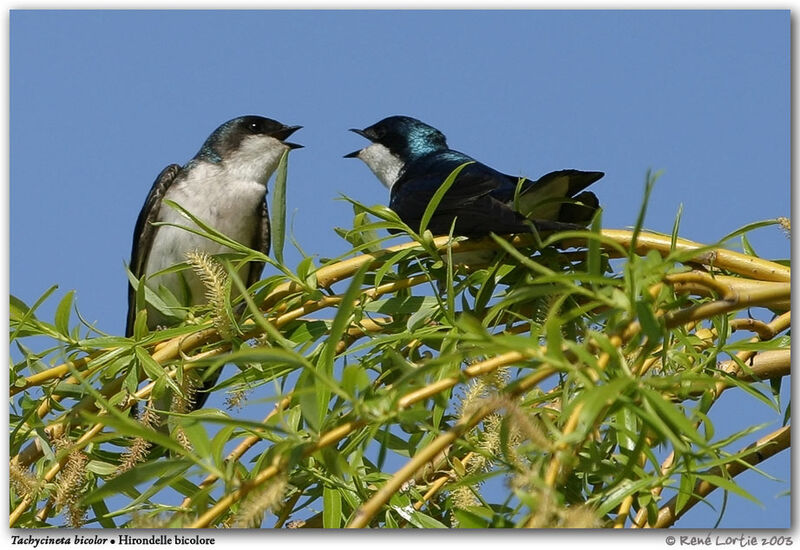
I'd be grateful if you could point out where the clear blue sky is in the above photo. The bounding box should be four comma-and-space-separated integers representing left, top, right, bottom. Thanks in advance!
10, 10, 790, 529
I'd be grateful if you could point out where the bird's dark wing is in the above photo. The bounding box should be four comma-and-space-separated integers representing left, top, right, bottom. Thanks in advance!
391, 185, 579, 237
246, 194, 270, 287
390, 169, 542, 237
390, 155, 515, 233
394, 150, 502, 199
125, 163, 182, 337
514, 169, 604, 225
391, 152, 603, 237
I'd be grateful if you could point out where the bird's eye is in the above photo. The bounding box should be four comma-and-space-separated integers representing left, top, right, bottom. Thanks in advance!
248, 121, 261, 133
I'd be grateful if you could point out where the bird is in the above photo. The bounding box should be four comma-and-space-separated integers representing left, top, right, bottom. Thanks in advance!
126, 115, 302, 415
345, 115, 603, 238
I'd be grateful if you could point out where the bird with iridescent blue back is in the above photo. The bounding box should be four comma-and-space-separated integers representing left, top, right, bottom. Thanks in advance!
127, 115, 302, 412
345, 115, 602, 237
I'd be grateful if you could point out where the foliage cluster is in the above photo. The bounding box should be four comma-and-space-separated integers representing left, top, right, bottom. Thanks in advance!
10, 165, 791, 528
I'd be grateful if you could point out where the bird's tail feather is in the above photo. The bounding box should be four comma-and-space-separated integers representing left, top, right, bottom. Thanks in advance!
519, 169, 603, 223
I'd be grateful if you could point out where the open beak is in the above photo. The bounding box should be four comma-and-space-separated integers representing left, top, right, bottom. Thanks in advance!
349, 127, 371, 139
345, 127, 372, 157
272, 124, 303, 143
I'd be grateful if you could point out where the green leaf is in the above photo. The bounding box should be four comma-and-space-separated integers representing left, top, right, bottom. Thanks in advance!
178, 415, 213, 459
296, 368, 320, 432
676, 472, 696, 514
406, 305, 435, 332
629, 169, 662, 259
409, 510, 448, 528
323, 486, 343, 528
670, 202, 684, 251
271, 149, 289, 264
89, 499, 117, 528
10, 294, 33, 321
363, 295, 439, 315
586, 209, 603, 277
570, 377, 633, 442
210, 424, 238, 467
594, 477, 661, 517
10, 285, 58, 342
134, 347, 181, 395
635, 298, 662, 343
695, 473, 762, 506
717, 219, 784, 246
419, 161, 473, 234
81, 459, 190, 505
615, 406, 638, 452
319, 261, 370, 375
641, 388, 707, 450
342, 363, 369, 398
159, 199, 255, 256
452, 506, 491, 528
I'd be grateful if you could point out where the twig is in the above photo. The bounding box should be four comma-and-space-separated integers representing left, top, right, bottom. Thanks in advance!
646, 425, 790, 528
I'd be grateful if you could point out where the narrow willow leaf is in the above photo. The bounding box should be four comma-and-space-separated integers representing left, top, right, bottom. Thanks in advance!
323, 486, 343, 528
593, 477, 660, 517
571, 378, 633, 442
587, 209, 603, 278
81, 460, 190, 505
635, 299, 662, 343
716, 219, 783, 246
159, 200, 255, 255
615, 407, 638, 452
741, 233, 758, 257
209, 425, 237, 469
271, 149, 289, 264
675, 471, 696, 514
178, 416, 212, 459
409, 510, 449, 528
10, 285, 58, 341
629, 169, 661, 259
90, 500, 117, 528
452, 507, 490, 528
374, 424, 391, 470
316, 262, 370, 424
695, 473, 762, 506
419, 161, 473, 234
10, 294, 33, 321
363, 295, 440, 314
134, 347, 181, 395
296, 368, 320, 432
670, 202, 684, 252
641, 388, 708, 449
341, 363, 370, 398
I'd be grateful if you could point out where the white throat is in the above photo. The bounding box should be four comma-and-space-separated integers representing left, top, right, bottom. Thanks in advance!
224, 134, 290, 184
356, 142, 404, 190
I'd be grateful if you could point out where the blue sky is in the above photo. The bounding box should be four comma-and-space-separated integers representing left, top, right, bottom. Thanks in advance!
9, 10, 790, 530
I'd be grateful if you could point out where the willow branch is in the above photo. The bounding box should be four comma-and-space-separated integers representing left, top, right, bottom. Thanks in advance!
647, 425, 790, 528
631, 311, 790, 528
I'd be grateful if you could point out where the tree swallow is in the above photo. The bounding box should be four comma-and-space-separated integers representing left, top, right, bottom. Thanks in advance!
127, 115, 302, 410
345, 115, 603, 237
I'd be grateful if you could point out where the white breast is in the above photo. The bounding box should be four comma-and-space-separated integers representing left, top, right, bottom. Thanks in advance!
143, 161, 267, 322
355, 142, 404, 190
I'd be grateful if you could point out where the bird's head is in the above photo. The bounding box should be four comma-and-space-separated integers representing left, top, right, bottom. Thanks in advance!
346, 115, 447, 161
196, 115, 303, 183
345, 115, 447, 190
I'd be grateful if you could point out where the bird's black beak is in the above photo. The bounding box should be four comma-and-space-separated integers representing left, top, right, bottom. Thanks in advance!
349, 128, 371, 139
345, 127, 371, 158
272, 124, 303, 142
286, 142, 303, 150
